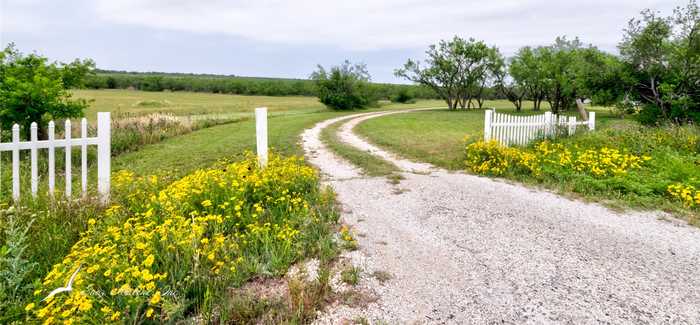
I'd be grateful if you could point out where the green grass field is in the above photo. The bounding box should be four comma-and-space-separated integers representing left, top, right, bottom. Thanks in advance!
73, 89, 328, 120
355, 102, 623, 170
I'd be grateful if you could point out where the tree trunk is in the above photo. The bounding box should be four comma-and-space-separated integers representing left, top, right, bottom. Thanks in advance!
575, 98, 588, 121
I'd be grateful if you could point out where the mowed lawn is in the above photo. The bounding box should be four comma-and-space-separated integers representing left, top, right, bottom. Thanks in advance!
355, 100, 622, 170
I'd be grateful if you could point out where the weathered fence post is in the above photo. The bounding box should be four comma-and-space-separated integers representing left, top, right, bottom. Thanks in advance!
484, 109, 493, 141
255, 107, 268, 167
97, 112, 111, 203
588, 112, 596, 131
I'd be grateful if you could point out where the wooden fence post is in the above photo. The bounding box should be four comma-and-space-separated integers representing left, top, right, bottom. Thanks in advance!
12, 124, 19, 201
544, 111, 553, 137
588, 112, 596, 131
568, 116, 577, 135
97, 112, 111, 203
484, 109, 493, 141
48, 121, 55, 196
65, 119, 72, 198
256, 107, 268, 167
30, 122, 38, 197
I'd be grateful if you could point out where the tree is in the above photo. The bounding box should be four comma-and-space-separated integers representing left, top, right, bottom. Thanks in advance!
0, 44, 93, 138
395, 36, 500, 110
509, 47, 548, 111
494, 56, 526, 111
310, 60, 375, 110
619, 0, 700, 123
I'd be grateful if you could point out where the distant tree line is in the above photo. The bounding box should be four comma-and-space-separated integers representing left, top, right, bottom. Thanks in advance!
396, 1, 699, 124
85, 70, 441, 101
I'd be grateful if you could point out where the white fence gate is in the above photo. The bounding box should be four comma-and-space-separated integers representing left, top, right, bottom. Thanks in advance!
484, 109, 595, 146
1, 112, 110, 201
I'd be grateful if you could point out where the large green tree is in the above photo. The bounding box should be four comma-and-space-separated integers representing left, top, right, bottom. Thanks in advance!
0, 44, 94, 137
395, 36, 500, 110
619, 0, 700, 123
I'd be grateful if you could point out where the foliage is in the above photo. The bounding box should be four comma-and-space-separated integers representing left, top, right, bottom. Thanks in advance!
85, 70, 438, 100
667, 183, 700, 207
24, 154, 339, 323
464, 124, 700, 217
111, 113, 244, 156
395, 36, 501, 110
0, 44, 94, 136
0, 212, 37, 319
390, 88, 416, 104
310, 60, 376, 110
619, 0, 700, 123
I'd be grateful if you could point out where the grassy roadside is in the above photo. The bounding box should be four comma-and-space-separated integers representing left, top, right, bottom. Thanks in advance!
355, 105, 626, 170
354, 106, 700, 222
320, 119, 399, 177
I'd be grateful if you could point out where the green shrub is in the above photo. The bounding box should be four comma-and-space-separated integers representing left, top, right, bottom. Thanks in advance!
310, 60, 376, 110
391, 89, 416, 104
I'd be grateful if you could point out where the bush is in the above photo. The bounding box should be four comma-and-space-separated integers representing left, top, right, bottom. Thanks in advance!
390, 89, 416, 104
465, 124, 700, 216
310, 60, 376, 110
23, 154, 339, 323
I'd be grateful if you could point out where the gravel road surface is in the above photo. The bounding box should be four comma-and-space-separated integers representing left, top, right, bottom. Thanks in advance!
301, 110, 700, 324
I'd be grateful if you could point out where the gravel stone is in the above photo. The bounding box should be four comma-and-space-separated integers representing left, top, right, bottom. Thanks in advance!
303, 110, 700, 324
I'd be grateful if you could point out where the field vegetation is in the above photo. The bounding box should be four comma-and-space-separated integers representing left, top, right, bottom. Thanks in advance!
85, 70, 439, 101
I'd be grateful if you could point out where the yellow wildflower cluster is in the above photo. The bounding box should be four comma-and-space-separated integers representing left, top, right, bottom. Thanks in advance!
667, 183, 700, 207
464, 140, 541, 176
27, 154, 320, 324
535, 141, 650, 177
465, 140, 650, 178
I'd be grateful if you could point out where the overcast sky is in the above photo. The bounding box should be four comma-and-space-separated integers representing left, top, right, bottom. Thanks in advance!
0, 0, 681, 83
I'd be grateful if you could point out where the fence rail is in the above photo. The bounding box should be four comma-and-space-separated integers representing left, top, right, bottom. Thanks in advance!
2, 112, 111, 201
484, 109, 595, 146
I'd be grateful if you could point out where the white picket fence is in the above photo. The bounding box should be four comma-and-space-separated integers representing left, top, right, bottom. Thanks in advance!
1, 112, 110, 201
484, 109, 595, 146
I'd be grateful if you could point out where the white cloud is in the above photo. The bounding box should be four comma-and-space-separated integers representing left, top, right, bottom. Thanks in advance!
92, 0, 680, 51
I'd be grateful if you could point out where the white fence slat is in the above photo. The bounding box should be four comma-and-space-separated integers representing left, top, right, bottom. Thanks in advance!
484, 109, 595, 146
3, 114, 111, 202
65, 119, 72, 198
48, 121, 55, 196
494, 112, 500, 143
30, 122, 38, 196
483, 109, 493, 141
12, 124, 19, 200
81, 118, 88, 196
97, 112, 111, 202
255, 107, 268, 167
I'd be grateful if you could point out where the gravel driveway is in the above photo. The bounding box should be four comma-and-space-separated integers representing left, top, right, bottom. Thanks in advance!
301, 110, 700, 324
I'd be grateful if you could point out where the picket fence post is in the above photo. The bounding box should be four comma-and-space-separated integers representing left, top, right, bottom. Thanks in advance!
12, 124, 20, 201
544, 111, 553, 137
588, 112, 596, 130
484, 109, 493, 141
97, 112, 111, 202
568, 116, 577, 135
48, 121, 55, 196
255, 107, 268, 167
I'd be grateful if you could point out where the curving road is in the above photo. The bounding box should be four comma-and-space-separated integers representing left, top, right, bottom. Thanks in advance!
301, 110, 700, 324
